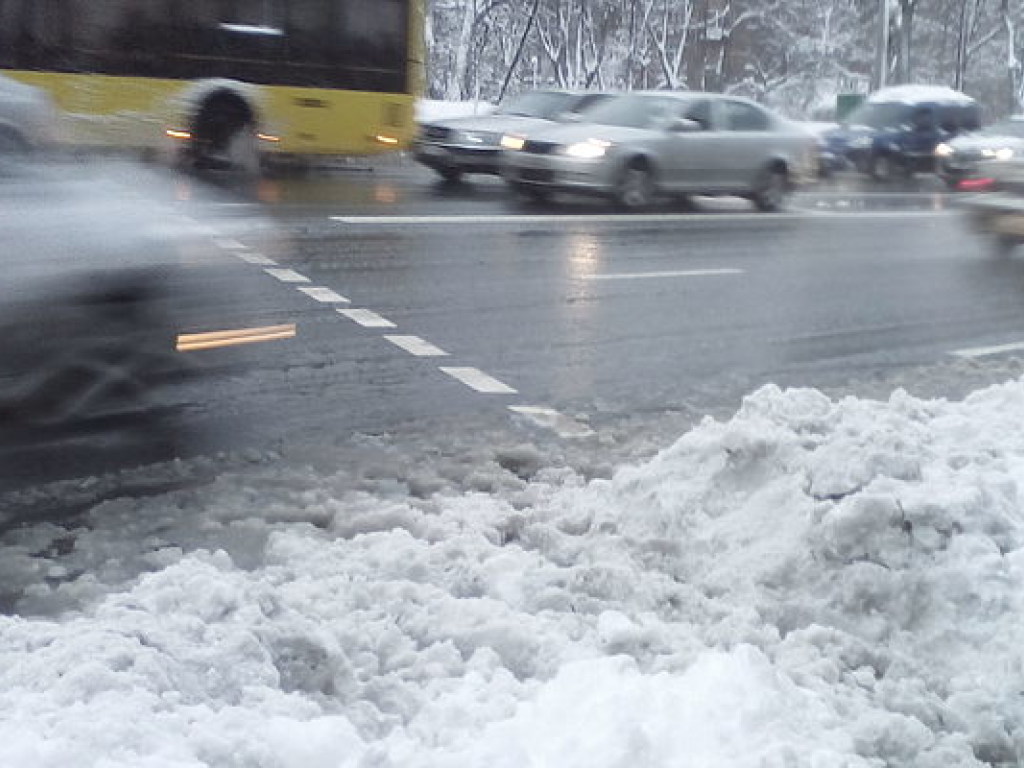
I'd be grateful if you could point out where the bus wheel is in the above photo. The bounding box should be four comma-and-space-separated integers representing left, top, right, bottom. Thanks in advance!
224, 128, 260, 176
191, 90, 259, 175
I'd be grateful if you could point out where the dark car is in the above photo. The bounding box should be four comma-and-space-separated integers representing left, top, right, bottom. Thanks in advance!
960, 156, 1024, 254
935, 116, 1024, 189
0, 159, 286, 437
821, 85, 980, 181
412, 89, 610, 182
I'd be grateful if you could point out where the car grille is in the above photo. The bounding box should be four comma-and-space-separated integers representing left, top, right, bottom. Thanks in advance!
522, 140, 561, 155
421, 126, 451, 141
520, 167, 555, 182
954, 149, 985, 162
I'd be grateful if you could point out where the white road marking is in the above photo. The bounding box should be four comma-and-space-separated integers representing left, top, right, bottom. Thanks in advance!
298, 286, 350, 303
587, 268, 743, 281
215, 237, 248, 250
330, 210, 950, 226
332, 213, 797, 225
440, 367, 518, 394
337, 308, 397, 328
950, 340, 1024, 359
508, 406, 594, 438
265, 268, 311, 284
384, 335, 447, 356
238, 252, 278, 266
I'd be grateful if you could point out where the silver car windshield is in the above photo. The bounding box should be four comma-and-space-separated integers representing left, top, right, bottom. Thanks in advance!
574, 93, 683, 129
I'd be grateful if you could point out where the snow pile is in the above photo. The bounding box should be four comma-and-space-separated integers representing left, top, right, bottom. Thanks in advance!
4, 380, 1024, 766
416, 99, 496, 123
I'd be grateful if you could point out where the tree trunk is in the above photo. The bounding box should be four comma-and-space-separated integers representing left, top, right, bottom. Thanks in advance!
497, 0, 541, 102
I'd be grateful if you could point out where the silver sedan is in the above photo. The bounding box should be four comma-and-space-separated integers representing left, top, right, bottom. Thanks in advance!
498, 91, 817, 211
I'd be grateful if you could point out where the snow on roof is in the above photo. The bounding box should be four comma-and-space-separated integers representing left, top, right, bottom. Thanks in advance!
867, 84, 975, 105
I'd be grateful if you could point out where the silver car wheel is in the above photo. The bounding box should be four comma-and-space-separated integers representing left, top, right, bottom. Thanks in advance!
752, 169, 788, 212
615, 165, 654, 210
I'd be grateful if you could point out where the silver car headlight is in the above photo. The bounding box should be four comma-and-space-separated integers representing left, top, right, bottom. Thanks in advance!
987, 147, 1016, 161
563, 139, 611, 159
934, 142, 953, 158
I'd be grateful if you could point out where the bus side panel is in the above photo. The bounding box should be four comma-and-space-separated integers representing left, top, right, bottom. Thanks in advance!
4, 71, 415, 157
262, 88, 415, 155
5, 71, 178, 152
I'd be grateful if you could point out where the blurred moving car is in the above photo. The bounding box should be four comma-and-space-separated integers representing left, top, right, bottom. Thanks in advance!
0, 159, 287, 434
0, 72, 58, 154
960, 156, 1024, 253
498, 90, 817, 210
935, 116, 1024, 190
820, 85, 980, 181
412, 89, 609, 182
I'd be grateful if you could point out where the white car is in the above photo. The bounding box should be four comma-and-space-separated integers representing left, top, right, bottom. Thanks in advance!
0, 73, 58, 154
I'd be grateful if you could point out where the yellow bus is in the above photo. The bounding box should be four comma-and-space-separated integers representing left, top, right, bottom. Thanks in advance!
0, 1, 424, 172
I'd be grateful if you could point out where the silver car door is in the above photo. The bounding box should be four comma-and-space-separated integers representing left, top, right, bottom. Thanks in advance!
659, 98, 725, 193
715, 99, 777, 189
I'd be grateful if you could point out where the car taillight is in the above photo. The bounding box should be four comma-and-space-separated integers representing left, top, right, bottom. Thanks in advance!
957, 178, 996, 192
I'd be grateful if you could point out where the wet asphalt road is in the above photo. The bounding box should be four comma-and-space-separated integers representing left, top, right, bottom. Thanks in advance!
4, 160, 1023, 495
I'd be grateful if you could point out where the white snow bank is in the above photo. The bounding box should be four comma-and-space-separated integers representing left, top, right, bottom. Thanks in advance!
5, 379, 1024, 765
416, 99, 496, 123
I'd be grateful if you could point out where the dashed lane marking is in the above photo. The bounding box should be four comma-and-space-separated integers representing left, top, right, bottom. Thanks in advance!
265, 268, 312, 284
950, 340, 1024, 359
337, 308, 397, 328
587, 268, 743, 281
201, 219, 591, 439
331, 213, 799, 225
298, 286, 350, 304
329, 210, 951, 226
508, 406, 594, 438
384, 335, 448, 356
440, 367, 518, 394
237, 252, 278, 266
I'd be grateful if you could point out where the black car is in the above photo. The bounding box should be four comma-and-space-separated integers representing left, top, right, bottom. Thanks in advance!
0, 159, 284, 435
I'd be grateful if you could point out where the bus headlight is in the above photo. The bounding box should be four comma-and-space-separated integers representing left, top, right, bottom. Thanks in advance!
564, 139, 611, 159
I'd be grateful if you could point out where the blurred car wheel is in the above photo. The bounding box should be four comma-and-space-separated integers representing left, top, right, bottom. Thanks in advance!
0, 277, 182, 429
439, 167, 464, 183
869, 152, 901, 182
613, 162, 655, 210
751, 167, 789, 212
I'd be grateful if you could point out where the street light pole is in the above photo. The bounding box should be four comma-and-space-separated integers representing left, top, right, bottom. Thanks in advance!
877, 0, 889, 89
